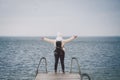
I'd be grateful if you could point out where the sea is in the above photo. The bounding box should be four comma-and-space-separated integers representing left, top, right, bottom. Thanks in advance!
0, 36, 120, 80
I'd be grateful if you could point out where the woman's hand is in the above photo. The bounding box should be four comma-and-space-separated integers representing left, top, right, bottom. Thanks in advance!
41, 37, 44, 40
74, 35, 77, 39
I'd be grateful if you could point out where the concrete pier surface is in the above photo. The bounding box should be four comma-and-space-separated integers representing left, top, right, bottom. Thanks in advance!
35, 72, 81, 80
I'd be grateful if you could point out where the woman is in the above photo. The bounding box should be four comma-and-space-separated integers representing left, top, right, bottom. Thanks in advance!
42, 32, 77, 73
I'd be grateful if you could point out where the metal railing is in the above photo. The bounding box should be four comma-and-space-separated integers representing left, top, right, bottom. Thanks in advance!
35, 57, 47, 77
70, 57, 81, 74
70, 57, 91, 80
81, 73, 91, 80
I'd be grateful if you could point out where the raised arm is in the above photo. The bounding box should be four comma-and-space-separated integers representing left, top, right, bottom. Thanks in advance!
42, 37, 55, 44
63, 35, 77, 43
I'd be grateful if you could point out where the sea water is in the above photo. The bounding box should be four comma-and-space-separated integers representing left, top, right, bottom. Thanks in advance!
0, 37, 120, 80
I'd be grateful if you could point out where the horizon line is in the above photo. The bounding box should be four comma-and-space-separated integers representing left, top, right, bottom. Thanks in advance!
0, 35, 120, 37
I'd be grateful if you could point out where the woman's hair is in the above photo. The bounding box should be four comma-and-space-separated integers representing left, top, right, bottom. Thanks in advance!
56, 32, 63, 41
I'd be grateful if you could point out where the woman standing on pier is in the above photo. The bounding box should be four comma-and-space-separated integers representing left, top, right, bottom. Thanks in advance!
42, 32, 77, 73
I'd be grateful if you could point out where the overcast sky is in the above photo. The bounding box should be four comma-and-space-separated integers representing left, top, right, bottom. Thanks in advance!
0, 0, 120, 36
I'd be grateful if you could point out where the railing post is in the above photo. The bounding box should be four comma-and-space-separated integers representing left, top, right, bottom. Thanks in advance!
70, 57, 81, 74
81, 73, 91, 80
35, 57, 47, 77
70, 57, 91, 80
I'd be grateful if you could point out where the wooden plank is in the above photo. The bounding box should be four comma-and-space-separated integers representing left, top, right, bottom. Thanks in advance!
35, 72, 81, 80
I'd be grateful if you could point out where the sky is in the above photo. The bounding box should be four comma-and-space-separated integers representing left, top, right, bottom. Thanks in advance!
0, 0, 120, 36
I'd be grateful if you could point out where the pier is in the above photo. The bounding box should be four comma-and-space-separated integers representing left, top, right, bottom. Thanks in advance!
35, 72, 80, 80
35, 57, 91, 80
